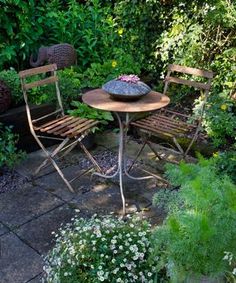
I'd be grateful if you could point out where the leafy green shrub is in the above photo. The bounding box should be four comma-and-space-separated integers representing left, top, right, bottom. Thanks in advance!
0, 69, 22, 104
152, 158, 236, 281
68, 101, 113, 132
81, 52, 141, 88
153, 188, 183, 215
155, 1, 236, 147
0, 124, 25, 169
43, 0, 116, 69
223, 252, 236, 282
212, 151, 236, 184
0, 1, 47, 70
57, 68, 82, 107
113, 0, 162, 75
15, 68, 82, 107
44, 215, 162, 283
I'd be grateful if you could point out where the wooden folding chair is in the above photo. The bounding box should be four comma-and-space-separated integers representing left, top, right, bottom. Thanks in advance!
130, 64, 214, 164
19, 64, 102, 192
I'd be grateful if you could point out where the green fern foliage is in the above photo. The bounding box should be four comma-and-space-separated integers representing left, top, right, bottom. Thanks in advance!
152, 158, 236, 281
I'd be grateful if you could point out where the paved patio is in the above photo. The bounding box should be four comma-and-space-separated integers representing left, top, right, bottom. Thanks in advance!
0, 131, 190, 283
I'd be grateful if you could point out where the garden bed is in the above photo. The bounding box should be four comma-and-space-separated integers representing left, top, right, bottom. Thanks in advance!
0, 104, 56, 152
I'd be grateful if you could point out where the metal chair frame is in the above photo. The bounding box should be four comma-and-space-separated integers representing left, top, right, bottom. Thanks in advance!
19, 64, 101, 192
131, 64, 214, 165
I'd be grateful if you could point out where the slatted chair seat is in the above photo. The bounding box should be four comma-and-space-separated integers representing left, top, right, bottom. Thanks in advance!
34, 115, 98, 138
132, 110, 197, 139
19, 64, 102, 192
130, 64, 213, 162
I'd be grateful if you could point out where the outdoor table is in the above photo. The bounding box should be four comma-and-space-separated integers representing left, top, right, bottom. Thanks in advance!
82, 88, 170, 215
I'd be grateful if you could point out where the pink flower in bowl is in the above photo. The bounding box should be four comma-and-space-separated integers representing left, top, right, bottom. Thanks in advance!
117, 74, 140, 84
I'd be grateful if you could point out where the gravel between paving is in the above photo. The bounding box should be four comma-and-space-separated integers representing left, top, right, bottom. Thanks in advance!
0, 149, 138, 194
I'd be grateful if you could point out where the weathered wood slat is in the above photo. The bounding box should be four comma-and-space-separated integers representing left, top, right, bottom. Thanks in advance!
34, 115, 67, 130
23, 76, 58, 90
165, 76, 211, 90
39, 116, 73, 132
19, 64, 57, 78
161, 108, 190, 118
68, 121, 99, 138
52, 118, 88, 135
61, 120, 98, 137
140, 117, 186, 132
132, 121, 177, 137
144, 116, 189, 132
168, 64, 214, 79
152, 113, 195, 129
148, 114, 189, 129
132, 119, 185, 136
46, 117, 81, 134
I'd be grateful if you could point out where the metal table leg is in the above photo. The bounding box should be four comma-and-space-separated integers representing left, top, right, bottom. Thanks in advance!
93, 112, 154, 215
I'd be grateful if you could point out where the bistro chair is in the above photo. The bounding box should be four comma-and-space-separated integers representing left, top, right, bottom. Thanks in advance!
130, 64, 214, 164
19, 64, 102, 192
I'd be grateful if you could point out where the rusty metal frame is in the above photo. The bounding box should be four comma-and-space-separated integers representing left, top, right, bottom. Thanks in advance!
19, 64, 102, 193
92, 112, 156, 215
131, 64, 214, 162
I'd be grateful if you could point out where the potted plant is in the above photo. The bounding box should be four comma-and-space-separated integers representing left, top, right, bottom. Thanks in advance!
152, 158, 236, 282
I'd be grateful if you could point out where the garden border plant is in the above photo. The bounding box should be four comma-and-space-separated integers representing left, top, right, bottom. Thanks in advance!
152, 157, 236, 282
0, 123, 25, 170
43, 214, 165, 283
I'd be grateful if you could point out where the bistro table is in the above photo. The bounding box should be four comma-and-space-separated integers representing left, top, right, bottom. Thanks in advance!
82, 88, 170, 215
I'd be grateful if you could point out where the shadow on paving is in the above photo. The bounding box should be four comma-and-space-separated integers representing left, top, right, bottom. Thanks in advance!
0, 133, 177, 282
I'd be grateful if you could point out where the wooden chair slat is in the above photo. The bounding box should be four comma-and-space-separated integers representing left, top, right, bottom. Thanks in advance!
34, 115, 67, 129
24, 76, 58, 90
168, 64, 214, 79
68, 121, 99, 138
52, 118, 88, 135
150, 114, 188, 128
132, 121, 181, 137
144, 118, 188, 132
39, 116, 74, 132
165, 76, 211, 90
152, 113, 195, 128
61, 119, 98, 137
133, 119, 185, 135
19, 64, 57, 78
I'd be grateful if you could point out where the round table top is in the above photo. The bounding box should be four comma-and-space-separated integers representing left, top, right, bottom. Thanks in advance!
82, 89, 170, 113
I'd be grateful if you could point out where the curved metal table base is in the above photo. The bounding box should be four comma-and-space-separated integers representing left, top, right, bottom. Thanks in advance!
93, 112, 154, 215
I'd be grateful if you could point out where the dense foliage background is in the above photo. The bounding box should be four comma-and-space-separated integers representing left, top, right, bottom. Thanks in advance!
0, 0, 235, 148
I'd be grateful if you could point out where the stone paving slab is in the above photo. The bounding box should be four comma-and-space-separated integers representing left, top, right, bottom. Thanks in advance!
0, 233, 43, 283
0, 185, 63, 229
0, 131, 187, 281
15, 144, 105, 180
96, 131, 120, 149
15, 204, 76, 255
36, 165, 94, 202
68, 184, 124, 216
0, 223, 9, 236
27, 273, 43, 283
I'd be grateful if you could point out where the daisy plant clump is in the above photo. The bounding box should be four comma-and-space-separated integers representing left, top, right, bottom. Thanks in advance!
43, 215, 161, 283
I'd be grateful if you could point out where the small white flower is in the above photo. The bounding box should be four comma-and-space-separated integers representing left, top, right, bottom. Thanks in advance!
232, 268, 236, 276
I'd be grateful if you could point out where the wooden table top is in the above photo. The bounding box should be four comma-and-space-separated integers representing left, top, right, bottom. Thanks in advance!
82, 89, 170, 113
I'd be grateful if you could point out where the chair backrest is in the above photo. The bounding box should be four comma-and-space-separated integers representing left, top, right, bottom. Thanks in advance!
19, 64, 64, 133
163, 64, 214, 97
